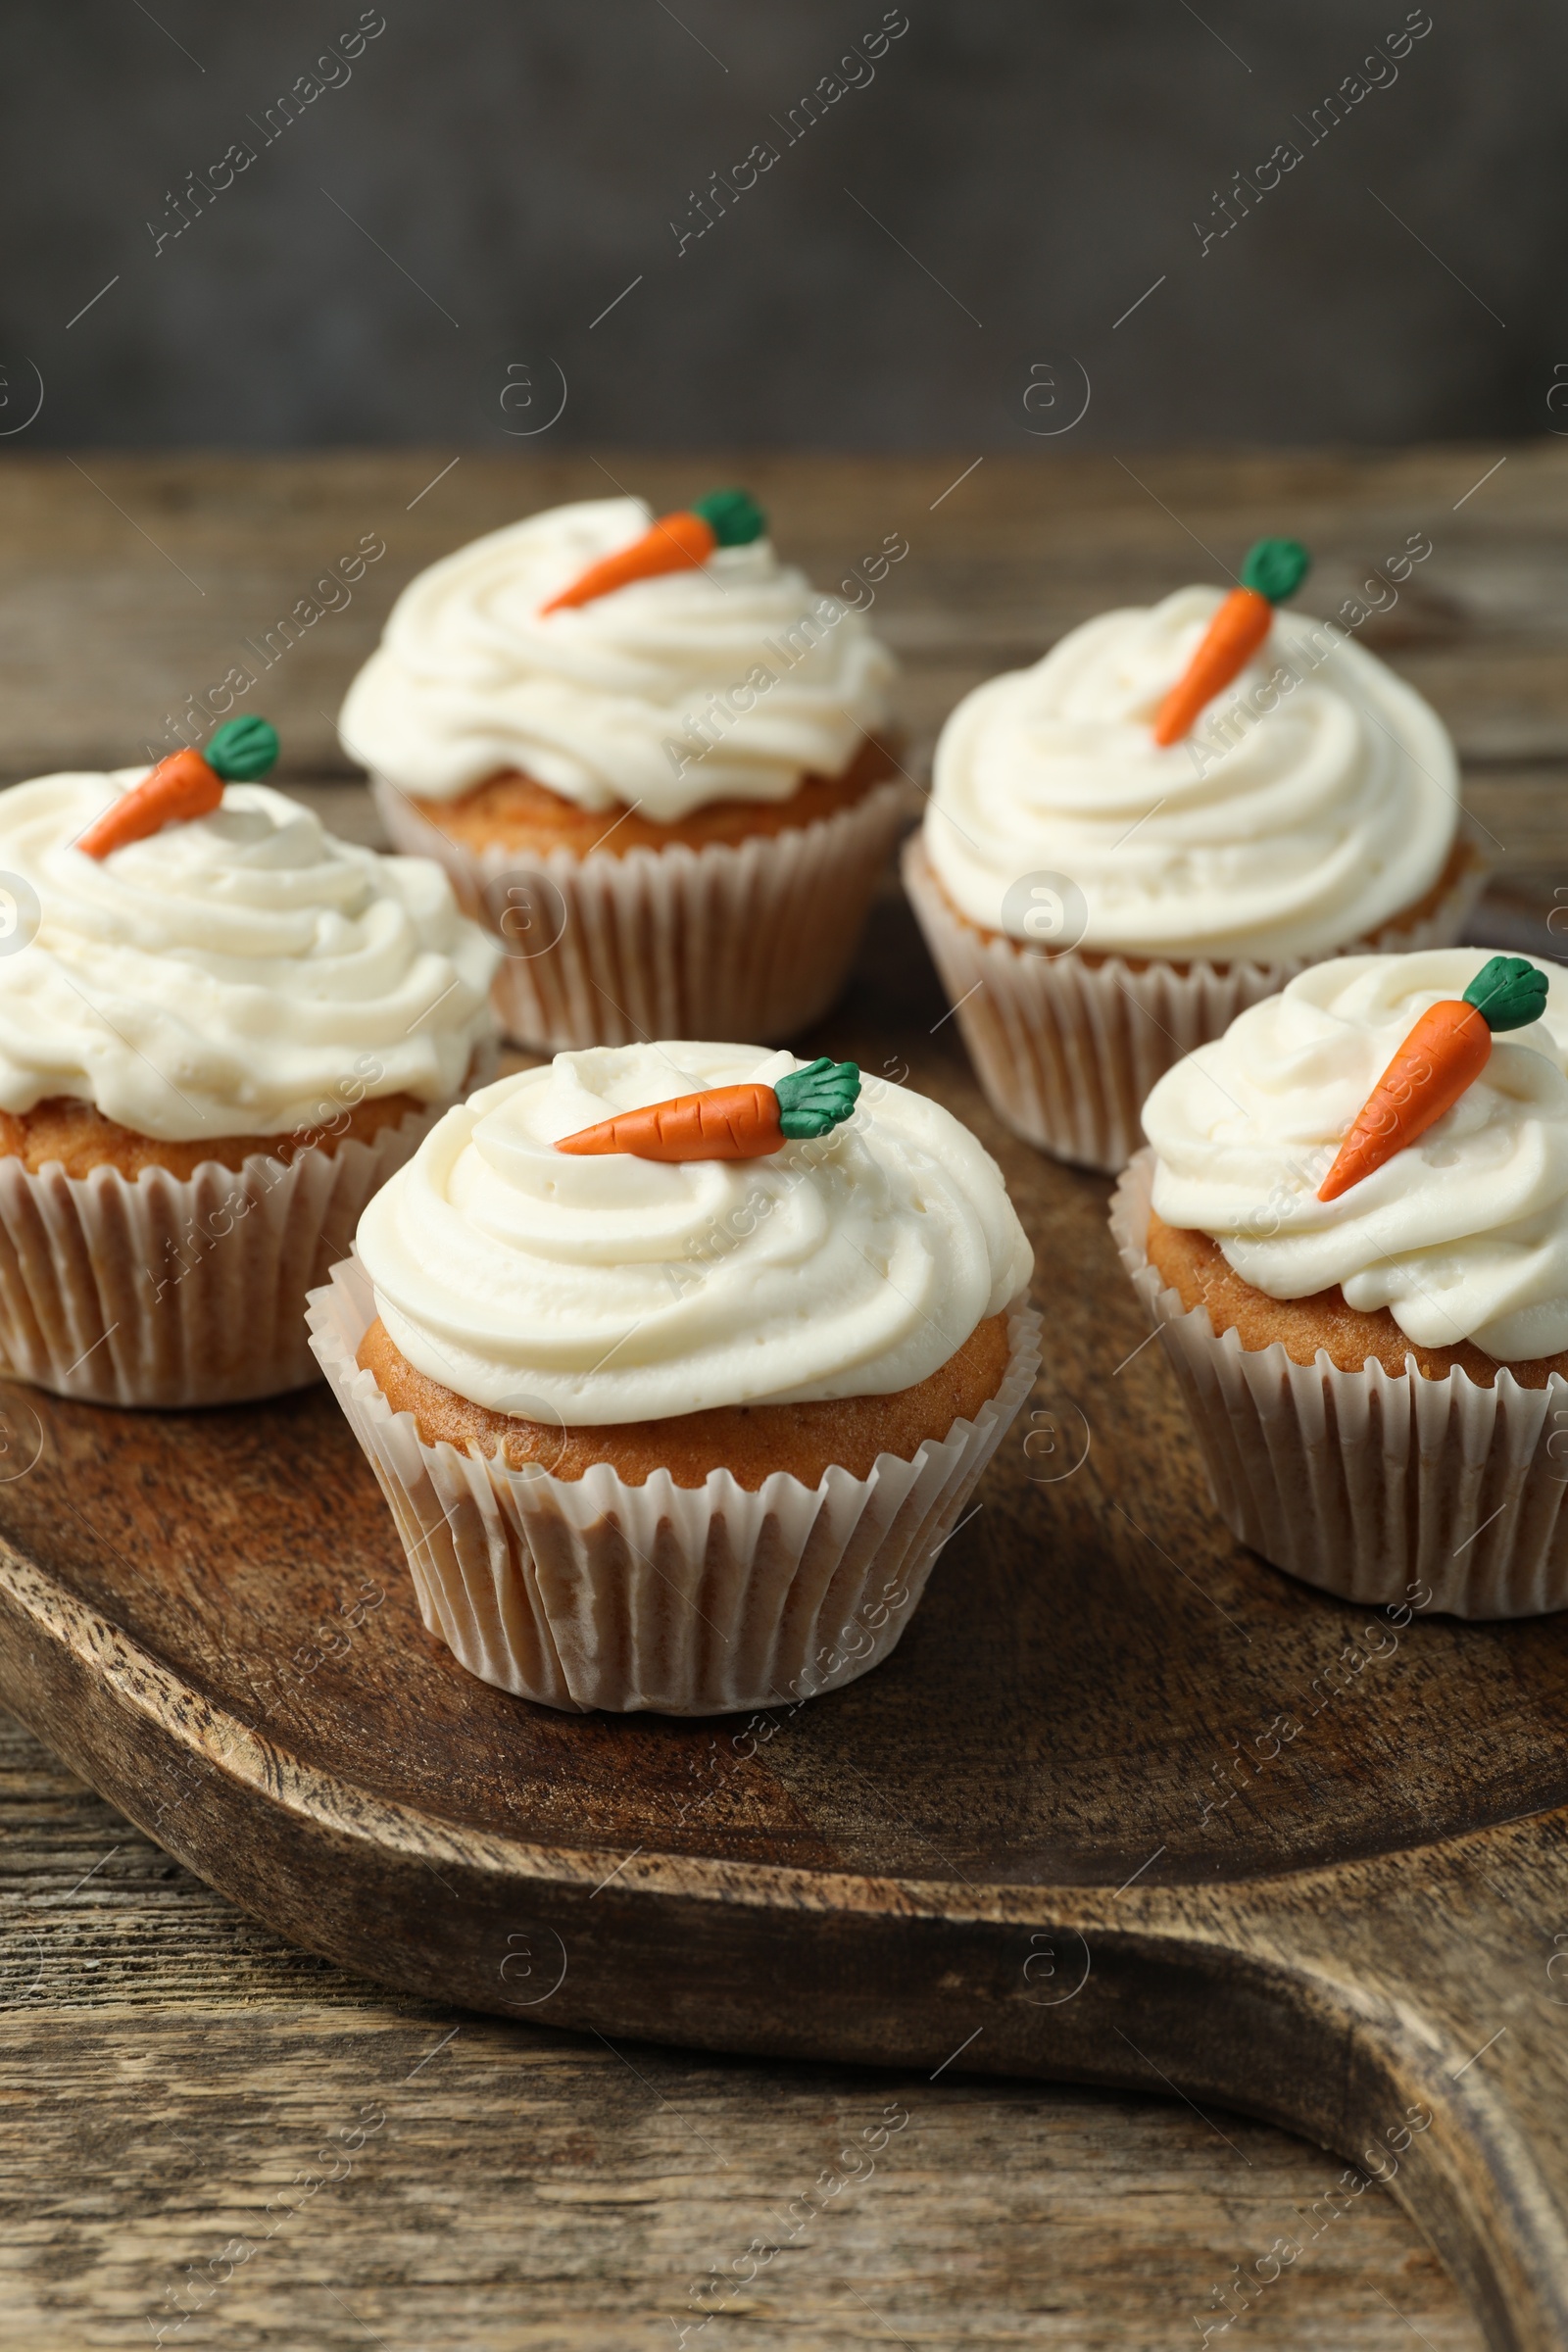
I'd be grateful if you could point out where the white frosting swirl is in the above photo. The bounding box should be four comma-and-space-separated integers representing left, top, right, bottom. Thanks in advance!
1145, 952, 1568, 1361
0, 772, 499, 1142
925, 588, 1459, 960
356, 1042, 1032, 1424
339, 497, 896, 819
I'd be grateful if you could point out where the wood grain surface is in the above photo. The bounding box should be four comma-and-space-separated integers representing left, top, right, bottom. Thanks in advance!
0, 446, 1563, 2352
0, 1708, 1480, 2352
4, 442, 1559, 934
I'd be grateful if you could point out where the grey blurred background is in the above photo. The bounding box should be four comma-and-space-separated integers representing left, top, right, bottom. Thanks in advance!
1, 0, 1557, 449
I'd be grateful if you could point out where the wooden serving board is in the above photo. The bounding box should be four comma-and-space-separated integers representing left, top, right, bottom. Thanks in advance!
3, 443, 1568, 2352
0, 885, 1564, 2352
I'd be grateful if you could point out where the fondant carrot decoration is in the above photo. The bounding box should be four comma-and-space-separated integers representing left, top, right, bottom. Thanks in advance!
1153, 538, 1311, 747
541, 488, 766, 614
558, 1057, 859, 1161
78, 715, 280, 859
1318, 956, 1547, 1202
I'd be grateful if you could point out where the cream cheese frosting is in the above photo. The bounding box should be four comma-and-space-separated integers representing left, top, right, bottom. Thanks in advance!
338, 497, 896, 819
1145, 951, 1568, 1361
355, 1042, 1033, 1424
0, 772, 498, 1142
925, 587, 1459, 961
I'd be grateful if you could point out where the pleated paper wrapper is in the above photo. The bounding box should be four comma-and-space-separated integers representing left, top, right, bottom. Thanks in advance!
1110, 1149, 1568, 1619
309, 1253, 1042, 1714
375, 777, 906, 1053
0, 1105, 445, 1410
904, 832, 1489, 1175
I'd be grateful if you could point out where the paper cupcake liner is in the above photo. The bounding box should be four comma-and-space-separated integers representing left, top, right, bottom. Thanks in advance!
375, 777, 906, 1054
0, 1104, 447, 1410
1110, 1149, 1568, 1618
308, 1253, 1042, 1714
904, 832, 1489, 1175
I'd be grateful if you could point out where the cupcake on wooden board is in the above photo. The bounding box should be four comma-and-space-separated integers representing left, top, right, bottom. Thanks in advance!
0, 718, 497, 1408
1113, 949, 1568, 1616
309, 1042, 1038, 1714
905, 539, 1485, 1173
340, 492, 902, 1053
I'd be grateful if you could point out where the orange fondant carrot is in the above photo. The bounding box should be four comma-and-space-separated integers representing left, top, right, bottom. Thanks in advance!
1153, 537, 1311, 747
1317, 956, 1547, 1202
557, 1058, 859, 1161
561, 1083, 784, 1161
541, 488, 765, 614
77, 715, 281, 859
76, 749, 222, 859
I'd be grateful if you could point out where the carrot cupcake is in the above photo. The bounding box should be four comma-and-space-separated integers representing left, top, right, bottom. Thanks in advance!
1113, 949, 1568, 1616
0, 719, 497, 1407
340, 492, 903, 1052
308, 1042, 1038, 1713
905, 540, 1485, 1172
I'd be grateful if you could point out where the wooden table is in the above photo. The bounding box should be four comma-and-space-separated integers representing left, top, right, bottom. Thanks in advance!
0, 444, 1556, 2351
